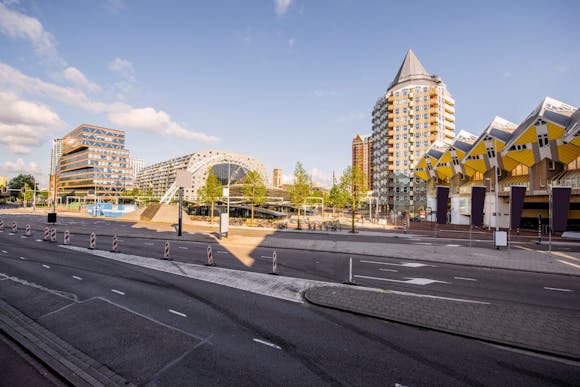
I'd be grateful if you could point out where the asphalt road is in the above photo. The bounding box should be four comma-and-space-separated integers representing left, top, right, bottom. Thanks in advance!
1, 226, 580, 385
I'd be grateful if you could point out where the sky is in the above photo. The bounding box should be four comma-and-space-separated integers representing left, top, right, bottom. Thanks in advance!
0, 0, 579, 188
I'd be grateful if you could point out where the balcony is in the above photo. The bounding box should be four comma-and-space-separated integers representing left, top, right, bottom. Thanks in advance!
388, 138, 395, 144
444, 121, 455, 130
388, 113, 395, 119
429, 116, 439, 123
388, 96, 394, 102
408, 92, 414, 99
429, 89, 437, 96
388, 130, 395, 136
388, 121, 395, 127
387, 104, 394, 111
444, 95, 455, 105
444, 104, 455, 114
444, 112, 455, 122
388, 156, 395, 162
429, 107, 438, 114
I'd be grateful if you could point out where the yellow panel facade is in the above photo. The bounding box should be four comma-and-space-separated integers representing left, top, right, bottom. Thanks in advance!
503, 149, 535, 167
557, 143, 580, 164
464, 158, 486, 174
515, 126, 537, 145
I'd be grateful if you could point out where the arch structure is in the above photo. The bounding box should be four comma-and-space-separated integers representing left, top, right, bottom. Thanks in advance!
156, 150, 268, 204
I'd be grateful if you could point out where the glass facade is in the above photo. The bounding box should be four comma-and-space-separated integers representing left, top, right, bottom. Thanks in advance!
57, 125, 131, 199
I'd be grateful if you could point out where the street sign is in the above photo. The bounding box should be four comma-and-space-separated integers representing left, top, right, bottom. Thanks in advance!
175, 170, 193, 188
222, 187, 229, 198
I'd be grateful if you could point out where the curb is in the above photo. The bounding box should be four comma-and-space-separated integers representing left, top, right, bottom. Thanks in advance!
304, 287, 580, 361
0, 299, 134, 387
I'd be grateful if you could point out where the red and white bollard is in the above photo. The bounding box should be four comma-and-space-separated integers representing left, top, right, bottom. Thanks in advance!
111, 235, 118, 253
50, 228, 56, 243
206, 245, 214, 266
0, 219, 4, 229
89, 232, 96, 250
43, 227, 50, 241
64, 230, 70, 245
25, 224, 31, 237
11, 222, 17, 233
163, 240, 170, 260
271, 250, 278, 275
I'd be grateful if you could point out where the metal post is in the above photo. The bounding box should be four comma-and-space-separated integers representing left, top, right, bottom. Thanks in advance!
549, 187, 552, 253
178, 187, 183, 237
469, 224, 472, 248
349, 257, 353, 283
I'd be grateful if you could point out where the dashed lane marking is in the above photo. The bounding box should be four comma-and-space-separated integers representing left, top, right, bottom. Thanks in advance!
169, 309, 187, 318
544, 287, 573, 292
111, 289, 125, 295
445, 244, 460, 247
144, 243, 154, 246
42, 264, 50, 269
379, 268, 398, 273
558, 259, 580, 269
178, 247, 189, 250
19, 257, 26, 260
72, 276, 82, 281
454, 277, 477, 282
217, 251, 228, 254
360, 260, 436, 268
414, 242, 432, 245
1, 250, 7, 254
35, 239, 43, 242
253, 338, 281, 350
354, 275, 449, 286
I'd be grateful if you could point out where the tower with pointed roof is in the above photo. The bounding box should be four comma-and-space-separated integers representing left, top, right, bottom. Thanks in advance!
371, 49, 455, 216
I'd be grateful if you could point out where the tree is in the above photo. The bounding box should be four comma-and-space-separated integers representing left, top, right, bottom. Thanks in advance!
197, 169, 223, 223
339, 166, 368, 233
328, 184, 348, 216
8, 174, 36, 202
243, 170, 267, 226
288, 162, 311, 230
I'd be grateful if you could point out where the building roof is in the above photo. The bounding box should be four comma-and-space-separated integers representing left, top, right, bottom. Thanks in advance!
434, 130, 478, 178
388, 49, 440, 90
563, 108, 580, 147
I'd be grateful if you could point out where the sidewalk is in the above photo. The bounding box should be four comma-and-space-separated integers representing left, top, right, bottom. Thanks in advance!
305, 286, 580, 360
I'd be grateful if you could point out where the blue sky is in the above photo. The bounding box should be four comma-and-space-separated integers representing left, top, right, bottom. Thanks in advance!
1, 0, 579, 188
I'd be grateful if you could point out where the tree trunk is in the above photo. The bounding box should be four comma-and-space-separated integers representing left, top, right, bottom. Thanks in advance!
297, 207, 301, 230
351, 199, 356, 233
210, 201, 214, 223
251, 204, 254, 226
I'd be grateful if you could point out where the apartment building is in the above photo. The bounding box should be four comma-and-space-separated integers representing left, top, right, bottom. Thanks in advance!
351, 134, 373, 190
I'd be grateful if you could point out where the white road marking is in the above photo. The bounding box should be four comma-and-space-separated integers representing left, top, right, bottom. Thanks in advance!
445, 244, 460, 247
390, 290, 490, 304
454, 277, 477, 282
544, 287, 572, 292
260, 256, 274, 259
354, 275, 449, 286
42, 264, 51, 269
19, 257, 27, 260
72, 276, 82, 281
144, 242, 154, 246
111, 289, 125, 295
35, 239, 43, 242
1, 250, 7, 254
253, 338, 281, 350
360, 260, 435, 268
379, 268, 398, 273
20, 236, 27, 239
558, 260, 580, 269
178, 246, 189, 250
169, 309, 187, 318
217, 251, 228, 254
414, 242, 432, 245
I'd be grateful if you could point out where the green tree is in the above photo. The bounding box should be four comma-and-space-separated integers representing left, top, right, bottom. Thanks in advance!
129, 187, 142, 197
197, 169, 223, 223
243, 170, 267, 226
328, 184, 348, 216
339, 166, 368, 233
288, 162, 311, 230
8, 174, 36, 202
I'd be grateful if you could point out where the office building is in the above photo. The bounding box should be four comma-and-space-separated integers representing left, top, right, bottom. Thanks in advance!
352, 134, 373, 190
272, 169, 282, 188
57, 124, 131, 200
372, 49, 455, 215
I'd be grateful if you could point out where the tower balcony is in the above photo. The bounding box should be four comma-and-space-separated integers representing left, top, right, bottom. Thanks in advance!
444, 121, 455, 130
444, 95, 455, 105
444, 104, 455, 114
444, 112, 455, 122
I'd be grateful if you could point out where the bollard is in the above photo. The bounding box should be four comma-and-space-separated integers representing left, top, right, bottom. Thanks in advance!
43, 227, 50, 241
343, 257, 356, 285
11, 222, 17, 233
50, 228, 56, 243
111, 235, 118, 253
0, 219, 4, 229
206, 245, 214, 266
516, 227, 520, 237
25, 224, 31, 237
64, 230, 70, 245
537, 222, 542, 244
270, 250, 278, 275
89, 232, 96, 250
163, 240, 170, 260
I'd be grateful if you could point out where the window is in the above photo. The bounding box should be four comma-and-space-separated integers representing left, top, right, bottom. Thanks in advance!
403, 134, 408, 139
395, 92, 400, 97
423, 123, 429, 128
549, 160, 556, 170
537, 133, 549, 147
415, 124, 420, 129
415, 115, 420, 120
395, 108, 400, 114
423, 114, 429, 119
415, 106, 420, 111
403, 125, 408, 130
423, 86, 428, 92
403, 107, 408, 113
415, 132, 421, 138
423, 96, 428, 101
423, 104, 428, 109
395, 135, 400, 140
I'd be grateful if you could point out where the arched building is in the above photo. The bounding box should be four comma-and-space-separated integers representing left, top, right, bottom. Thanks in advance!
136, 150, 268, 203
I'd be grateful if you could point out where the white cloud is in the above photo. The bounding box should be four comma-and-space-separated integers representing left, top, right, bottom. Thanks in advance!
63, 66, 101, 92
310, 168, 332, 188
281, 174, 294, 185
0, 158, 42, 176
0, 91, 64, 154
274, 0, 293, 15
288, 37, 295, 48
109, 57, 135, 80
0, 3, 62, 64
108, 107, 220, 143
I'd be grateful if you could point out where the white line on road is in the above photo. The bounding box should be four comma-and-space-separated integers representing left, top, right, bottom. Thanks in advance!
454, 277, 477, 282
558, 260, 580, 269
169, 309, 187, 318
111, 289, 125, 295
253, 338, 281, 350
72, 276, 82, 281
360, 260, 435, 268
217, 251, 228, 254
260, 256, 274, 259
1, 250, 7, 254
354, 275, 449, 286
445, 244, 460, 247
19, 257, 27, 260
544, 287, 572, 292
42, 264, 50, 269
414, 242, 432, 245
178, 246, 189, 250
144, 243, 154, 246
35, 239, 42, 242
379, 268, 398, 272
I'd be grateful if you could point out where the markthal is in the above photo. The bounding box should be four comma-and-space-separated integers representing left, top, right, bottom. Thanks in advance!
413, 97, 580, 231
